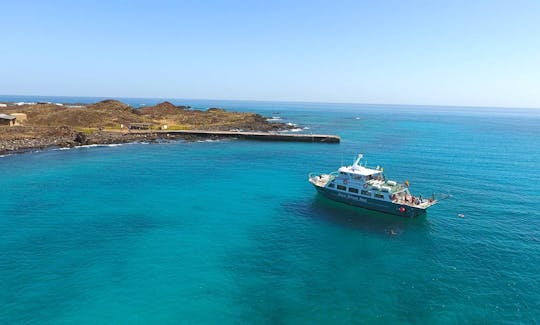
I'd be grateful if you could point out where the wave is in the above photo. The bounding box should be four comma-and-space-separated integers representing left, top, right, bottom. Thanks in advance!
195, 139, 231, 143
52, 142, 152, 151
78, 142, 151, 149
54, 144, 123, 151
280, 127, 306, 133
267, 116, 282, 121
288, 128, 304, 132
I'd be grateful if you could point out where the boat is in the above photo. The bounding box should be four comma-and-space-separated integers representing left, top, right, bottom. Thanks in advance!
308, 154, 438, 217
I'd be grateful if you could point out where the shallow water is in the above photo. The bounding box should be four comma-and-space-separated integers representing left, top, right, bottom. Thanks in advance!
1, 99, 540, 323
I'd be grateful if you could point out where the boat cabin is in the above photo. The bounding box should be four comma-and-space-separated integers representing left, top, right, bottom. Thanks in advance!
323, 154, 414, 202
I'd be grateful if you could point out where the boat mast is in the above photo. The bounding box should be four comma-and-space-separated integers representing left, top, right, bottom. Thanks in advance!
352, 154, 363, 169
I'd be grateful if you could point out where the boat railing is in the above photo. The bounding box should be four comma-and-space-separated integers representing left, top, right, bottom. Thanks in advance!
309, 171, 338, 180
396, 192, 450, 207
309, 171, 339, 187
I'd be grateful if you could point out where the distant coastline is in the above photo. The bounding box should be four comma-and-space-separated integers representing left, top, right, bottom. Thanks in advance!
1, 94, 539, 111
0, 99, 293, 155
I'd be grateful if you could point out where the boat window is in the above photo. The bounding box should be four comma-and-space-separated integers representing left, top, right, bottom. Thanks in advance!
337, 185, 346, 191
328, 183, 335, 188
374, 193, 384, 199
361, 190, 371, 196
348, 187, 359, 193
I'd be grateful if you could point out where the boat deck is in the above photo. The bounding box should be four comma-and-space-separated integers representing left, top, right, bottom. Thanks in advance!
309, 174, 332, 187
393, 197, 436, 208
365, 179, 405, 192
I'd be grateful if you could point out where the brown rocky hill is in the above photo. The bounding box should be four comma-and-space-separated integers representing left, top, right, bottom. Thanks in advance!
0, 100, 289, 131
2, 100, 147, 128
136, 102, 284, 131
139, 101, 188, 117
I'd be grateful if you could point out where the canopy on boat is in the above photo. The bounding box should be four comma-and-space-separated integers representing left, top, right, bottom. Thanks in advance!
339, 165, 382, 176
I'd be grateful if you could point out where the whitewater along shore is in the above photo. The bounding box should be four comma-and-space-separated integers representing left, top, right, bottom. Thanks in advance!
0, 100, 338, 155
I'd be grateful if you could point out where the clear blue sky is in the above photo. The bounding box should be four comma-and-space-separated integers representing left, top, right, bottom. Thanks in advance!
1, 0, 539, 107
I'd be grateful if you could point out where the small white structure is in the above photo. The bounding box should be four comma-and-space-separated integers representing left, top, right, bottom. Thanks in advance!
0, 103, 7, 108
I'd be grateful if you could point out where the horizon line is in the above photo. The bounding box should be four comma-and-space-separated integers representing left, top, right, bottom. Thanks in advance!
1, 93, 539, 111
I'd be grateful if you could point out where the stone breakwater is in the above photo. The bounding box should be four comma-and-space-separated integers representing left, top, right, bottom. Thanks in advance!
145, 130, 341, 143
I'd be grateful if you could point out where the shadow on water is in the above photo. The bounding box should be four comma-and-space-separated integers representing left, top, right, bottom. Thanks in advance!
224, 195, 434, 323
284, 194, 432, 237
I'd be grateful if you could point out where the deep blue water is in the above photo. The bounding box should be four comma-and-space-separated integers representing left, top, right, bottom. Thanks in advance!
1, 96, 540, 323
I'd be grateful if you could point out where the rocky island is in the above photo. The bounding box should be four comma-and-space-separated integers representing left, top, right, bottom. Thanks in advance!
0, 100, 292, 154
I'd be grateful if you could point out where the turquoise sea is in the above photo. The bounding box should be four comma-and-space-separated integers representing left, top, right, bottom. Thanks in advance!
1, 96, 540, 323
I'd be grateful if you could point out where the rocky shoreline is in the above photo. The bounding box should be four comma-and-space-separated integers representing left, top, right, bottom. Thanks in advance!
0, 127, 183, 155
0, 132, 230, 156
0, 100, 292, 155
